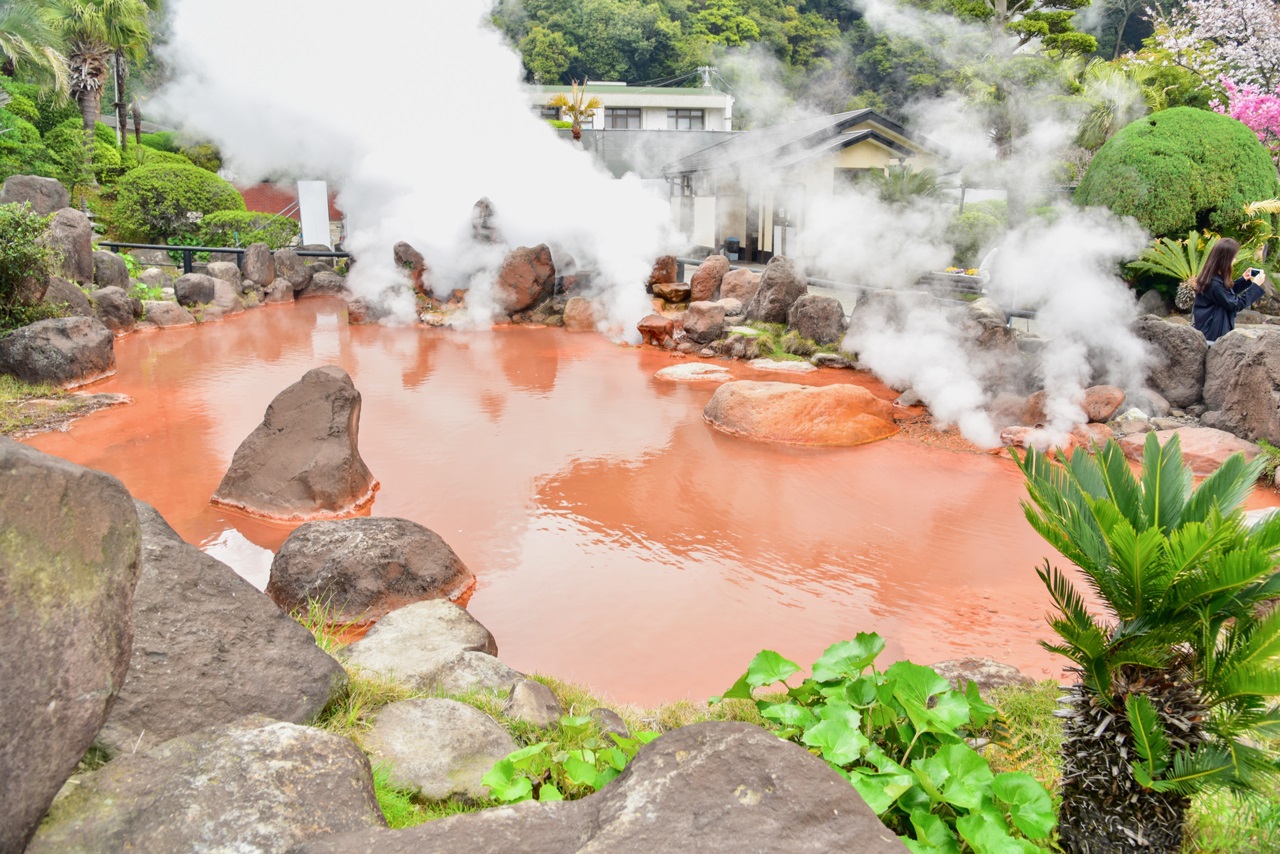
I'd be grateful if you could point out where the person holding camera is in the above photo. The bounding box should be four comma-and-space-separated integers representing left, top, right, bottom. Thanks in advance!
1192, 238, 1270, 343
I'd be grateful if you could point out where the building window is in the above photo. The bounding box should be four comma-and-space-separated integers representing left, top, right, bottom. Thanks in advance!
605, 107, 641, 130
538, 105, 561, 120
667, 109, 705, 131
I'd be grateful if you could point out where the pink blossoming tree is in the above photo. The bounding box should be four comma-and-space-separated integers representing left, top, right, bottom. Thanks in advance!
1148, 0, 1280, 89
1212, 77, 1280, 166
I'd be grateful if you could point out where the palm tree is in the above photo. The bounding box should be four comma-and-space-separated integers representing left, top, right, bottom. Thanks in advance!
44, 0, 150, 138
547, 80, 601, 142
1017, 434, 1280, 853
0, 0, 67, 92
862, 165, 941, 206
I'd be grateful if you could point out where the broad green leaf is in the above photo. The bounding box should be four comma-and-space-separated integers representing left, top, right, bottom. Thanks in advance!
914, 743, 994, 810
597, 765, 621, 787
965, 680, 996, 728
714, 650, 801, 700
1125, 694, 1170, 782
801, 703, 868, 766
760, 701, 819, 730
558, 715, 594, 739
992, 772, 1056, 839
812, 633, 886, 682
887, 661, 970, 736
849, 767, 917, 814
956, 810, 1039, 854
506, 741, 550, 772
481, 759, 534, 803
909, 808, 963, 853
562, 755, 601, 789
598, 746, 628, 771
635, 731, 660, 744
538, 783, 564, 802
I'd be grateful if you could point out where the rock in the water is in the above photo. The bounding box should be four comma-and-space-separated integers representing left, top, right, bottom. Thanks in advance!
173, 272, 218, 307
0, 174, 68, 213
652, 280, 691, 304
648, 255, 677, 288
364, 699, 518, 801
241, 242, 276, 286
812, 352, 852, 369
787, 294, 847, 345
92, 250, 129, 290
267, 517, 475, 623
90, 286, 135, 334
0, 315, 114, 387
1082, 385, 1125, 423
393, 241, 430, 295
745, 256, 806, 324
683, 300, 726, 344
930, 658, 1034, 697
275, 248, 314, 292
42, 275, 93, 316
638, 314, 674, 346
504, 680, 563, 729
206, 260, 243, 288
141, 300, 196, 327
1119, 427, 1261, 476
495, 244, 554, 313
44, 207, 94, 284
295, 721, 905, 854
654, 362, 733, 383
28, 716, 385, 853
341, 599, 521, 695
97, 502, 347, 755
690, 254, 730, 302
562, 297, 600, 332
720, 267, 761, 304
1136, 290, 1170, 318
204, 278, 245, 317
1202, 328, 1280, 443
748, 358, 817, 374
212, 366, 378, 519
705, 381, 898, 446
0, 439, 141, 853
1132, 316, 1206, 409
265, 279, 295, 304
302, 270, 349, 297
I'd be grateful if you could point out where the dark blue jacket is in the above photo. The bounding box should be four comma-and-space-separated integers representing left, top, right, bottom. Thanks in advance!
1192, 275, 1264, 343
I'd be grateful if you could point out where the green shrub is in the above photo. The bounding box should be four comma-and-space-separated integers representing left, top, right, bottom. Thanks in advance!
946, 204, 1006, 268
178, 141, 221, 173
115, 163, 245, 242
138, 131, 177, 153
198, 209, 298, 249
3, 94, 39, 125
1076, 107, 1280, 240
0, 80, 78, 135
125, 147, 193, 170
91, 138, 122, 183
42, 117, 92, 188
0, 203, 57, 331
93, 121, 117, 148
0, 110, 61, 184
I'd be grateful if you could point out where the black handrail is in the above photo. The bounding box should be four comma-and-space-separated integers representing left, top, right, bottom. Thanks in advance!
97, 241, 351, 275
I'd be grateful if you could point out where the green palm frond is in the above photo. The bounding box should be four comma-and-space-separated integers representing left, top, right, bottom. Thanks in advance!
1128, 231, 1217, 283
1147, 746, 1241, 795
1182, 453, 1261, 527
1140, 431, 1191, 534
1127, 694, 1171, 782
1243, 199, 1280, 218
1097, 439, 1147, 531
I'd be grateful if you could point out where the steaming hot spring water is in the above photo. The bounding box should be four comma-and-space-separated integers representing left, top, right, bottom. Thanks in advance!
24, 296, 1280, 705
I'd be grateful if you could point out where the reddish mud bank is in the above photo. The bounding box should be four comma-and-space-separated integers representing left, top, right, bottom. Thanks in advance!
25, 299, 1280, 705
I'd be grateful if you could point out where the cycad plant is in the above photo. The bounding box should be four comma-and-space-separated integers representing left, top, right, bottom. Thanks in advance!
1016, 434, 1280, 853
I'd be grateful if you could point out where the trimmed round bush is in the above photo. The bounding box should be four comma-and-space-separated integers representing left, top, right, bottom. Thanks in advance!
1076, 107, 1280, 240
946, 201, 1006, 267
199, 210, 299, 249
3, 94, 40, 125
125, 146, 193, 170
92, 138, 122, 183
115, 163, 245, 242
138, 131, 177, 152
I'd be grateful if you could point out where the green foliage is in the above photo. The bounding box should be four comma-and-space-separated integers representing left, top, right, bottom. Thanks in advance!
370, 763, 431, 828
41, 116, 92, 189
129, 281, 161, 302
482, 714, 660, 803
713, 635, 1056, 851
197, 209, 299, 250
178, 141, 221, 173
3, 92, 39, 124
138, 131, 177, 152
114, 162, 245, 243
946, 203, 1006, 268
92, 121, 116, 148
91, 137, 121, 183
1016, 434, 1280, 797
1076, 108, 1280, 240
0, 107, 60, 183
1127, 230, 1217, 289
125, 146, 192, 170
0, 202, 57, 331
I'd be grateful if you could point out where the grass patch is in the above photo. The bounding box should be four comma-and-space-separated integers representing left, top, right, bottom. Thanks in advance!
1256, 439, 1280, 483
312, 668, 431, 745
1184, 777, 1280, 852
0, 374, 78, 435
985, 681, 1064, 794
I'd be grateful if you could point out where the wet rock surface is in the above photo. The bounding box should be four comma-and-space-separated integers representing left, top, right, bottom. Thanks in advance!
705, 381, 897, 446
745, 256, 807, 324
212, 365, 377, 519
301, 270, 349, 298
0, 439, 141, 853
1132, 316, 1207, 409
652, 280, 691, 303
174, 272, 218, 307
1201, 328, 1280, 444
29, 716, 386, 853
97, 501, 347, 755
141, 300, 196, 327
0, 315, 115, 386
1082, 385, 1125, 423
268, 517, 475, 624
1119, 427, 1261, 476
296, 722, 906, 854
562, 297, 600, 331
495, 244, 555, 313
637, 314, 674, 346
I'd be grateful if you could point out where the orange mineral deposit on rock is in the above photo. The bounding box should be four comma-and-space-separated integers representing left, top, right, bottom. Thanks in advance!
703, 380, 898, 446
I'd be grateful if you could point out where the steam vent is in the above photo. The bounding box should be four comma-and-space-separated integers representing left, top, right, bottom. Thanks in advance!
212, 366, 378, 519
704, 381, 898, 446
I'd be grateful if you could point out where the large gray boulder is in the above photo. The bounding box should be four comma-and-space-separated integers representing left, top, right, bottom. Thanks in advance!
206, 260, 243, 289
0, 315, 114, 386
137, 267, 169, 288
90, 286, 136, 334
276, 248, 314, 292
0, 174, 69, 213
267, 517, 476, 624
42, 274, 93, 317
683, 300, 727, 345
0, 439, 141, 854
1133, 315, 1207, 409
494, 244, 555, 313
173, 272, 218, 307
92, 250, 129, 290
241, 242, 276, 286
210, 277, 246, 316
296, 722, 907, 854
300, 270, 348, 298
745, 255, 807, 324
141, 300, 196, 327
364, 699, 518, 801
1202, 327, 1280, 443
340, 599, 522, 695
212, 366, 377, 519
44, 207, 94, 284
787, 294, 848, 345
96, 502, 347, 755
28, 716, 386, 853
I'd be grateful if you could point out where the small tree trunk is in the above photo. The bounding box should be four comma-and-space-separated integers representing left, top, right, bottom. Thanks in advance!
79, 88, 102, 185
131, 102, 142, 146
115, 51, 128, 153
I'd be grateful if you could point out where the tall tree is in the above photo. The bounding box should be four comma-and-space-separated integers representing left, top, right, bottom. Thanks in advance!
111, 0, 160, 151
0, 0, 66, 91
44, 0, 151, 140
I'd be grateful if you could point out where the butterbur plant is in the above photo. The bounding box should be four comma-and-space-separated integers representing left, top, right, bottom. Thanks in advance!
712, 634, 1056, 853
482, 714, 659, 803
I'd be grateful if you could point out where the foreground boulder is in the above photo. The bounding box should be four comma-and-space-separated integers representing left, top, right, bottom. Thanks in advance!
637, 314, 674, 347
562, 297, 600, 332
1132, 316, 1207, 409
720, 267, 761, 304
683, 300, 727, 344
690, 254, 730, 302
141, 300, 196, 327
28, 716, 386, 853
42, 275, 93, 317
364, 699, 519, 801
212, 366, 378, 519
267, 517, 475, 624
241, 242, 276, 287
705, 381, 898, 446
0, 174, 69, 213
296, 722, 905, 853
90, 286, 136, 334
745, 256, 806, 324
43, 208, 94, 284
787, 294, 847, 345
301, 270, 349, 298
0, 315, 115, 386
276, 248, 314, 292
495, 244, 555, 313
648, 255, 677, 288
0, 439, 141, 853
1202, 328, 1280, 443
173, 272, 218, 307
341, 599, 522, 695
97, 502, 347, 755
92, 250, 129, 290
1119, 427, 1261, 476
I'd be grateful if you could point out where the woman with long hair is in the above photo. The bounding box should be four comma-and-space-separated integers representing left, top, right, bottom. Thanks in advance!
1192, 238, 1269, 343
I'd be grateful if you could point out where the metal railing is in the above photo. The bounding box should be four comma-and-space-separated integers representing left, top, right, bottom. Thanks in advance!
97, 241, 351, 275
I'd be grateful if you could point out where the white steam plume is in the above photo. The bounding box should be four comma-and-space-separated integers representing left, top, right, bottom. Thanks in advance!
154, 0, 679, 339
